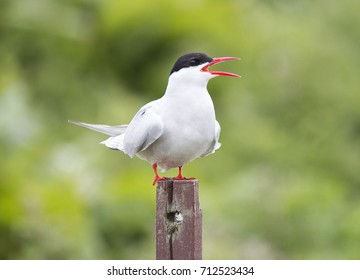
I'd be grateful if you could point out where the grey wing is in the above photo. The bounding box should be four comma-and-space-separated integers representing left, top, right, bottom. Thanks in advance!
123, 103, 163, 158
201, 120, 222, 157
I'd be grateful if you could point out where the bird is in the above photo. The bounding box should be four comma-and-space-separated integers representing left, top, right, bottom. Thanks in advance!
69, 52, 240, 185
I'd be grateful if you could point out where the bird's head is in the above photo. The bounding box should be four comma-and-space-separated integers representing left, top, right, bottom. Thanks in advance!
168, 53, 240, 87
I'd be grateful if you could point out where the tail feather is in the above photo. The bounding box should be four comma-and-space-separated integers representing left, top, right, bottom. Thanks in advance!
68, 120, 127, 136
101, 134, 125, 151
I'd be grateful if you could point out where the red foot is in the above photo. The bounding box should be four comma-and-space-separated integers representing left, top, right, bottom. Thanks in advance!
173, 174, 185, 180
173, 176, 196, 181
172, 166, 196, 181
152, 163, 167, 185
152, 164, 196, 185
152, 175, 166, 185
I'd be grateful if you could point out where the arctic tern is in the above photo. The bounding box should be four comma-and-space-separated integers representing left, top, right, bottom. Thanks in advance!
69, 53, 240, 185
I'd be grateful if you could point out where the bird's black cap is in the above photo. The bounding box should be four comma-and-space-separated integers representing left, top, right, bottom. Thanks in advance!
170, 53, 213, 75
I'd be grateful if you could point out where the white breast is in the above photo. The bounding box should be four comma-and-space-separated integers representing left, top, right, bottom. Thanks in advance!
137, 86, 216, 170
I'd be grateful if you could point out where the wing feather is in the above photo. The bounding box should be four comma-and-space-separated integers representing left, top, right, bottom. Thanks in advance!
201, 120, 221, 157
123, 104, 163, 158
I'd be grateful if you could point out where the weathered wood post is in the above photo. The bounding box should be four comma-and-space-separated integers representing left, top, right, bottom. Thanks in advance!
156, 179, 202, 260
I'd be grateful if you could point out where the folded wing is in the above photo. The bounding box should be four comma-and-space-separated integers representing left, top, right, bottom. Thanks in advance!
123, 103, 164, 158
201, 120, 221, 157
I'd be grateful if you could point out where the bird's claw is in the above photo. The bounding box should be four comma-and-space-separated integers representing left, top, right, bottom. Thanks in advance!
152, 176, 196, 185
173, 174, 185, 180
173, 175, 196, 181
152, 176, 167, 185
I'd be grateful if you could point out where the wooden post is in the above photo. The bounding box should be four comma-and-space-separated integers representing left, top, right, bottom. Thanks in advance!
156, 179, 202, 260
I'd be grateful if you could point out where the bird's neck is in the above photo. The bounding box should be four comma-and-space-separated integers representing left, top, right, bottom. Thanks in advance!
164, 74, 210, 98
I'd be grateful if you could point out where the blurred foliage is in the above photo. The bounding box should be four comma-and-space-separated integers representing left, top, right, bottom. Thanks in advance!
0, 0, 359, 259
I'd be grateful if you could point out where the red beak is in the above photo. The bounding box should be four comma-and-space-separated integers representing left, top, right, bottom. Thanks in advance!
201, 57, 240, 77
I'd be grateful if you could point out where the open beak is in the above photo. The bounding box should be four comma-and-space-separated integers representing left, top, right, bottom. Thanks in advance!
201, 57, 240, 77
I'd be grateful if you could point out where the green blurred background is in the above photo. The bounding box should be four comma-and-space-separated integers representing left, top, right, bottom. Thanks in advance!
1, 0, 359, 259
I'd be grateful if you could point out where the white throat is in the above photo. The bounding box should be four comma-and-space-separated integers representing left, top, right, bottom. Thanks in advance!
164, 66, 214, 97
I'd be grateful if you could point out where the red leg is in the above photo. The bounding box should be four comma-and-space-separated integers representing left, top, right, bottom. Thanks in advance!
173, 166, 185, 180
152, 163, 166, 185
173, 166, 196, 181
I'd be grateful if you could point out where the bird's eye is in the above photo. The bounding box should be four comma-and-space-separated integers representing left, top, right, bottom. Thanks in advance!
189, 58, 199, 66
